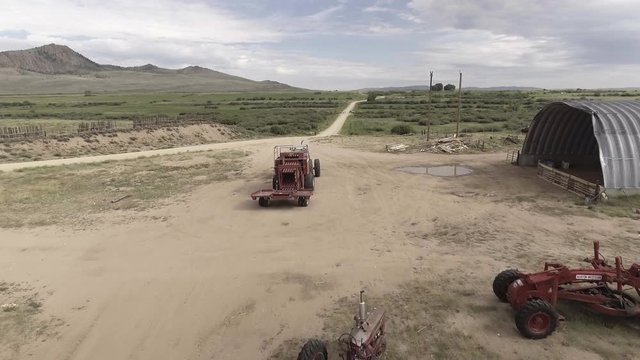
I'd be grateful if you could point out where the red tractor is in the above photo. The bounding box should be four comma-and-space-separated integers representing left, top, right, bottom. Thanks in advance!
493, 241, 640, 339
251, 143, 320, 207
297, 291, 386, 360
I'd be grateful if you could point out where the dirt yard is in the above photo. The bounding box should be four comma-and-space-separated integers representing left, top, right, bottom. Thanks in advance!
1, 136, 639, 359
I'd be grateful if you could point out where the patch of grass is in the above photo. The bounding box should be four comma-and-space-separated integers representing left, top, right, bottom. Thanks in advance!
269, 280, 499, 360
559, 302, 640, 359
0, 283, 64, 359
0, 149, 250, 228
588, 195, 640, 219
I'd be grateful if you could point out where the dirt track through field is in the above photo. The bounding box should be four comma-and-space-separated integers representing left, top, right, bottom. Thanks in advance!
1, 99, 639, 359
0, 100, 363, 172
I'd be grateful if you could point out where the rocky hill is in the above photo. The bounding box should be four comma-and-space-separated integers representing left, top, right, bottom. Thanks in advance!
0, 44, 102, 74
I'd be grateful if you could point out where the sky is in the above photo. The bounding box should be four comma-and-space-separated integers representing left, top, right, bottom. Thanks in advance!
1, 0, 639, 90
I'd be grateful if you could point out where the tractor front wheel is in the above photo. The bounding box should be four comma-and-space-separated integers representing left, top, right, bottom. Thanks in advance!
515, 299, 559, 339
298, 197, 309, 207
297, 339, 327, 360
492, 269, 520, 302
258, 197, 270, 207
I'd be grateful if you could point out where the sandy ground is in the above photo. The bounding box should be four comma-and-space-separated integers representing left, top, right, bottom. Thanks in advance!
1, 100, 639, 359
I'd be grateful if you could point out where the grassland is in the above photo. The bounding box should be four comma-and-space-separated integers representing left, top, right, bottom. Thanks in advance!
343, 89, 640, 137
0, 149, 249, 228
0, 281, 64, 360
0, 91, 360, 137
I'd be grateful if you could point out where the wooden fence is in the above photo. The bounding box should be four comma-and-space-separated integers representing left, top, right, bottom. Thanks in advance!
506, 150, 519, 164
0, 125, 45, 141
133, 115, 212, 130
1, 114, 214, 142
537, 162, 600, 198
77, 121, 117, 134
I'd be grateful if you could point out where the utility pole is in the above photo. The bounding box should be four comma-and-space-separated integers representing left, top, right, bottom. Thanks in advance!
455, 71, 462, 138
427, 70, 433, 141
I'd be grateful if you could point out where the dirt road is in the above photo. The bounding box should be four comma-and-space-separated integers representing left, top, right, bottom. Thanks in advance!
0, 100, 363, 172
1, 107, 639, 359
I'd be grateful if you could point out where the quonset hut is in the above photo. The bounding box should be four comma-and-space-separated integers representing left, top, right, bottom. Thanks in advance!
519, 100, 640, 194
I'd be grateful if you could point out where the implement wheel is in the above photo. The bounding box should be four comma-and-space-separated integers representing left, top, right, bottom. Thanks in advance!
298, 197, 309, 207
297, 339, 327, 360
515, 299, 559, 339
492, 269, 520, 302
304, 173, 315, 190
258, 197, 270, 207
314, 159, 321, 177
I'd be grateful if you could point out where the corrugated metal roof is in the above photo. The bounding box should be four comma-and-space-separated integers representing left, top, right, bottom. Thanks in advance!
522, 100, 640, 190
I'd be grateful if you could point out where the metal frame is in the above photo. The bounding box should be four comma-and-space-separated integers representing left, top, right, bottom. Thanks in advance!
508, 241, 640, 317
250, 144, 316, 206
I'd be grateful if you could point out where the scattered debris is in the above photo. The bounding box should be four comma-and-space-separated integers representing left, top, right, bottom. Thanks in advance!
634, 208, 640, 215
385, 143, 408, 152
1, 303, 18, 312
502, 135, 520, 144
428, 138, 468, 153
111, 194, 132, 203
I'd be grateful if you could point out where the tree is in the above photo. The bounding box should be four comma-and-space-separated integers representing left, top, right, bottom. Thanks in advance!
444, 84, 456, 91
367, 92, 378, 102
431, 83, 443, 91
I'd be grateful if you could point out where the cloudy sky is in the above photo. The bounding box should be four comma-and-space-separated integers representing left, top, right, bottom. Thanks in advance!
1, 0, 639, 90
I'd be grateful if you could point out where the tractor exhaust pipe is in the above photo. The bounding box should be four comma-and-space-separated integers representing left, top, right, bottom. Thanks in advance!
359, 290, 366, 324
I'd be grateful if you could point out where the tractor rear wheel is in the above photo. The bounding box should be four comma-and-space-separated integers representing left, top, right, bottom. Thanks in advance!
515, 299, 559, 339
258, 197, 270, 207
297, 339, 327, 360
304, 173, 315, 190
492, 269, 520, 302
314, 159, 321, 177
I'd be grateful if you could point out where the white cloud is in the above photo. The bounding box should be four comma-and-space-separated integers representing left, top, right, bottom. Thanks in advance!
0, 0, 639, 89
421, 29, 571, 69
275, 66, 298, 75
305, 5, 344, 22
1, 0, 281, 45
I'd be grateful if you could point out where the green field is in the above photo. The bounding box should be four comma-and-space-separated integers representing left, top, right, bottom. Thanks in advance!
0, 91, 361, 137
343, 89, 640, 136
2, 88, 638, 142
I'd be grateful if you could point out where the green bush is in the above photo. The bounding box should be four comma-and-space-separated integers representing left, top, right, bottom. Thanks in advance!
270, 125, 286, 135
390, 124, 414, 135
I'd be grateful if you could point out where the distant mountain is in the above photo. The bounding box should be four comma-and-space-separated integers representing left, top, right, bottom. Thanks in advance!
359, 85, 541, 92
466, 86, 541, 91
0, 44, 300, 94
0, 44, 102, 74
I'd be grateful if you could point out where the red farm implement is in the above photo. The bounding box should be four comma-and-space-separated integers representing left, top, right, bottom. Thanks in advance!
493, 241, 640, 339
297, 291, 386, 360
251, 144, 320, 207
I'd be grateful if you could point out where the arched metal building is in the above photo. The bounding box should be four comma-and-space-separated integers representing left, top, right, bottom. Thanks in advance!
520, 100, 640, 191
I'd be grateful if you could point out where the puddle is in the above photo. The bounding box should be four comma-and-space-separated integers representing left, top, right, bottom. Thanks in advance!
396, 165, 473, 177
